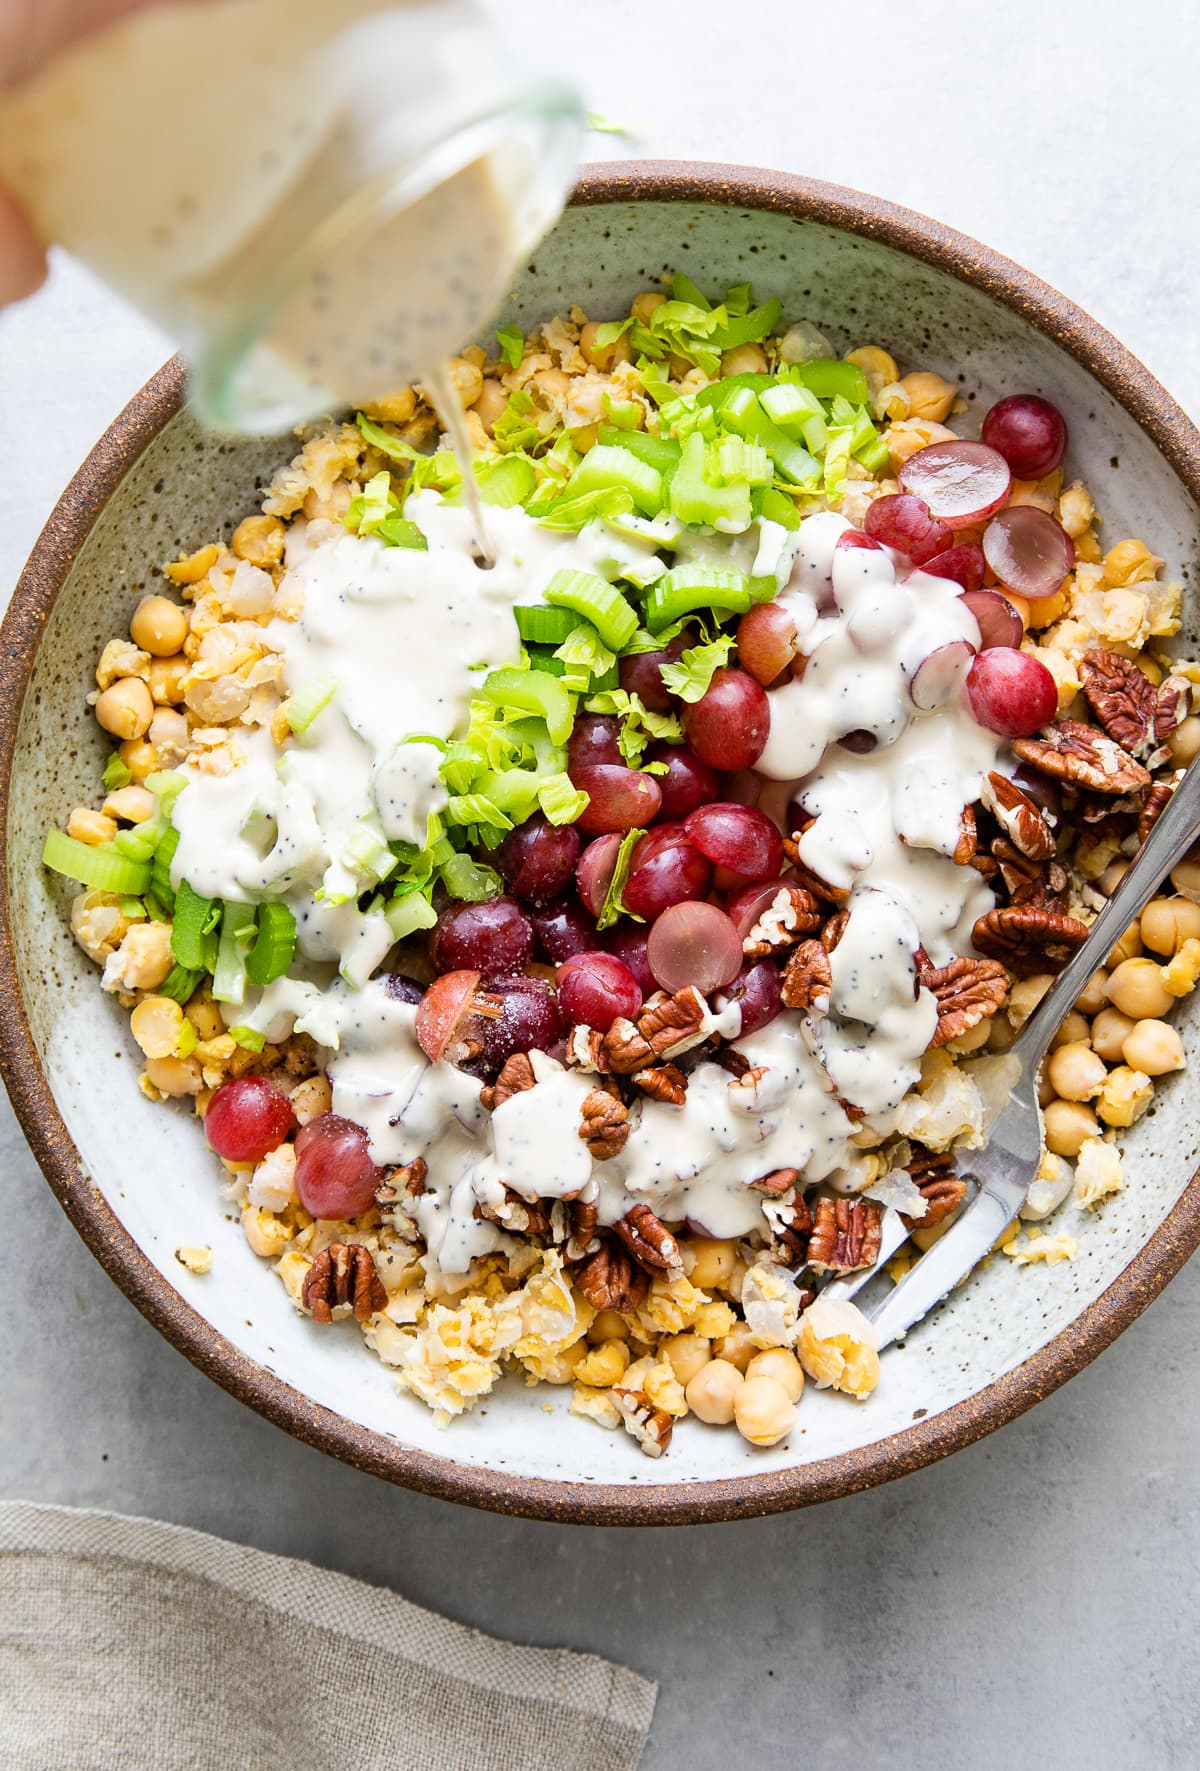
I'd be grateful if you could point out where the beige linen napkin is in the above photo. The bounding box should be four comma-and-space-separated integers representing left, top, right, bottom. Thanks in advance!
0, 1501, 655, 1771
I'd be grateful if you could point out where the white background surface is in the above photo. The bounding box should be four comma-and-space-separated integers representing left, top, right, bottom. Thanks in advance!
3, 3, 1200, 1765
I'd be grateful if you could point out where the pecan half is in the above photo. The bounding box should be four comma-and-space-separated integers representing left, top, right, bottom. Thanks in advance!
638, 987, 710, 1059
714, 1045, 752, 1079
742, 884, 821, 957
1154, 676, 1191, 747
917, 953, 1009, 1047
632, 1062, 688, 1105
600, 1017, 655, 1074
377, 1156, 427, 1203
566, 1195, 599, 1262
301, 1243, 386, 1323
1138, 774, 1179, 845
614, 1202, 682, 1275
479, 1051, 537, 1110
773, 1194, 815, 1266
474, 1189, 552, 1239
990, 839, 1070, 911
900, 1148, 968, 1231
781, 939, 833, 1012
972, 905, 1090, 976
749, 1167, 801, 1196
573, 1237, 648, 1312
821, 909, 850, 952
566, 1024, 608, 1073
1080, 650, 1158, 755
782, 832, 851, 904
953, 804, 979, 866
580, 1088, 631, 1159
981, 771, 1056, 860
611, 1387, 674, 1458
1012, 718, 1151, 795
807, 1197, 883, 1273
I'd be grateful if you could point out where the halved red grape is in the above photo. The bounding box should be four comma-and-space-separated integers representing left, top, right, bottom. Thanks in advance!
864, 492, 952, 564
604, 925, 656, 996
576, 833, 623, 919
294, 1113, 379, 1219
920, 541, 985, 592
647, 901, 743, 994
622, 832, 712, 920
557, 951, 643, 1031
617, 629, 692, 712
497, 814, 581, 905
899, 440, 1012, 529
981, 394, 1067, 479
574, 764, 663, 834
959, 588, 1024, 651
736, 602, 800, 687
682, 668, 770, 770
714, 960, 783, 1037
205, 1075, 293, 1163
724, 876, 795, 942
530, 896, 595, 962
416, 969, 481, 1060
982, 506, 1074, 601
474, 974, 563, 1071
836, 529, 883, 553
567, 714, 622, 773
684, 803, 784, 880
908, 640, 976, 712
965, 649, 1058, 737
645, 741, 720, 821
432, 895, 533, 974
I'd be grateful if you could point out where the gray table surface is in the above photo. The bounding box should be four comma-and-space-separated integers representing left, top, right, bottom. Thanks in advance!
3, 3, 1199, 1765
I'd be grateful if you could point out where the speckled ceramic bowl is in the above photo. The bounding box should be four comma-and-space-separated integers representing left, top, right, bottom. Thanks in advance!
4, 163, 1200, 1524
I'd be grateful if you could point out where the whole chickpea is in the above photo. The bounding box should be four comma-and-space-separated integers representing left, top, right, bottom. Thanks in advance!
529, 367, 569, 404
630, 292, 666, 324
130, 595, 189, 657
662, 1332, 712, 1388
1122, 1019, 1186, 1076
145, 1054, 202, 1098
1168, 715, 1200, 768
899, 370, 957, 422
290, 1074, 333, 1124
1075, 970, 1110, 1016
733, 1375, 797, 1447
1090, 1006, 1138, 1063
118, 737, 160, 783
230, 514, 285, 568
147, 655, 189, 705
1097, 858, 1131, 898
1106, 922, 1143, 968
721, 343, 768, 377
1045, 1041, 1107, 1103
587, 1309, 630, 1346
1169, 858, 1200, 904
445, 355, 484, 409
1008, 973, 1054, 1028
95, 676, 154, 741
471, 379, 509, 437
946, 1016, 993, 1055
1049, 1011, 1091, 1051
745, 1348, 805, 1403
579, 320, 633, 372
1141, 896, 1200, 956
684, 1236, 738, 1292
714, 1321, 757, 1373
1106, 957, 1175, 1020
1043, 1099, 1101, 1158
685, 1358, 743, 1425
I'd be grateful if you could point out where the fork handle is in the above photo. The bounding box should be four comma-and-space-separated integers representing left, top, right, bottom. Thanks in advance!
1011, 756, 1200, 1075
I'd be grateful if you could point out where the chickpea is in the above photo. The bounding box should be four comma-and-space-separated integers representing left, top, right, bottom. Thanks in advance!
946, 1015, 993, 1055
103, 784, 156, 824
117, 921, 173, 989
185, 995, 225, 1040
129, 594, 188, 658
1106, 922, 1143, 968
1075, 970, 1110, 1016
1097, 858, 1130, 898
562, 378, 607, 427
630, 291, 666, 324
899, 370, 956, 422
1049, 1011, 1091, 1051
148, 708, 189, 767
1043, 1099, 1101, 1157
846, 344, 900, 385
147, 655, 188, 706
95, 676, 154, 741
230, 514, 285, 569
1037, 1069, 1056, 1109
1046, 1041, 1106, 1102
986, 1013, 1017, 1053
130, 995, 184, 1061
529, 367, 569, 404
667, 352, 693, 382
683, 1236, 738, 1292
662, 1332, 712, 1388
537, 1341, 589, 1386
579, 319, 632, 372
1091, 1006, 1138, 1063
145, 1054, 202, 1098
361, 384, 416, 425
684, 1358, 744, 1425
290, 1074, 333, 1124
1171, 858, 1200, 904
67, 807, 117, 846
445, 355, 484, 409
1057, 481, 1095, 538
714, 1321, 757, 1373
1141, 896, 1200, 956
575, 1339, 630, 1388
1008, 973, 1054, 1029
1122, 1019, 1186, 1076
118, 737, 160, 783
1102, 538, 1160, 588
470, 379, 509, 437
721, 343, 768, 378
733, 1376, 797, 1447
1106, 957, 1175, 1020
241, 1203, 289, 1257
745, 1348, 804, 1403
587, 1309, 630, 1346
1168, 715, 1200, 768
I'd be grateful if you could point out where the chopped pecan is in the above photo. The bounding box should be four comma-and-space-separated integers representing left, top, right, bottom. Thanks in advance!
479, 1051, 537, 1110
807, 1197, 883, 1274
301, 1243, 386, 1324
972, 905, 1090, 976
742, 884, 821, 957
781, 939, 833, 1012
821, 909, 850, 952
1080, 650, 1158, 755
981, 771, 1056, 860
781, 832, 851, 905
900, 1148, 968, 1231
953, 804, 979, 866
632, 1062, 688, 1105
917, 953, 1009, 1047
1012, 718, 1151, 795
1154, 676, 1191, 747
638, 986, 711, 1059
991, 839, 1070, 911
573, 1237, 648, 1312
774, 1194, 815, 1265
474, 1189, 552, 1239
580, 1088, 631, 1159
750, 1167, 801, 1196
714, 1046, 752, 1078
611, 1387, 674, 1458
599, 1017, 654, 1074
614, 1202, 682, 1275
377, 1156, 427, 1202
566, 1195, 599, 1261
1138, 774, 1179, 845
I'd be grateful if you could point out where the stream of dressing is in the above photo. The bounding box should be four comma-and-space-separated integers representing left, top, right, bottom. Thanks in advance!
171, 500, 1003, 1274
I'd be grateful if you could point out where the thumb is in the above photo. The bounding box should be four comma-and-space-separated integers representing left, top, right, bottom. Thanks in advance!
0, 182, 48, 303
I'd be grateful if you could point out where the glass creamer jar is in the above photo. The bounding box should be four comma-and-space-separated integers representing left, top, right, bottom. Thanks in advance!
0, 0, 583, 430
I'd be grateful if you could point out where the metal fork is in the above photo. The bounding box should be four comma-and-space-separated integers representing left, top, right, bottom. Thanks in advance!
821, 755, 1200, 1348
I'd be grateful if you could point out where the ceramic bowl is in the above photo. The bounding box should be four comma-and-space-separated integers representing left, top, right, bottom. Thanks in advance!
4, 163, 1200, 1525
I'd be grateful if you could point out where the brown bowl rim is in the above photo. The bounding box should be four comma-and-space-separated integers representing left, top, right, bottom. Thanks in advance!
3, 159, 1200, 1526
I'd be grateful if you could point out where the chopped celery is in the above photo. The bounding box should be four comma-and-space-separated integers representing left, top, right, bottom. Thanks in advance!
759, 381, 827, 454
721, 388, 819, 486
145, 770, 188, 815
644, 565, 753, 631
543, 568, 638, 652
506, 718, 566, 777
553, 623, 616, 693
527, 647, 567, 678
668, 434, 752, 533
514, 604, 579, 645
670, 272, 712, 311
342, 824, 397, 883
102, 752, 132, 792
495, 322, 524, 368
537, 771, 589, 825
42, 830, 151, 896
285, 673, 337, 735
596, 827, 646, 932
114, 821, 159, 864
149, 826, 179, 911
596, 427, 681, 479
175, 1018, 198, 1059
440, 853, 503, 901
792, 359, 870, 404
118, 896, 147, 921
158, 963, 203, 1005
385, 892, 438, 939
755, 486, 802, 531
375, 512, 428, 549
715, 436, 772, 486
171, 880, 219, 971
533, 486, 635, 531
479, 666, 574, 745
212, 901, 256, 1005
229, 1025, 267, 1053
659, 636, 737, 703
476, 454, 537, 508
693, 372, 777, 411
566, 443, 663, 517
855, 432, 892, 475
709, 298, 782, 351
446, 792, 513, 830
245, 901, 296, 987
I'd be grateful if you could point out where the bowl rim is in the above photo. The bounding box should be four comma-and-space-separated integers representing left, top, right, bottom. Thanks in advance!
4, 158, 1200, 1526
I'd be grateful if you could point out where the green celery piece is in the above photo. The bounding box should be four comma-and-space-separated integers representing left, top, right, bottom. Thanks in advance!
643, 566, 753, 632
669, 272, 712, 310
385, 892, 438, 939
715, 436, 772, 486
537, 771, 589, 825
759, 380, 825, 444
596, 827, 646, 932
694, 372, 777, 411
158, 964, 203, 1005
42, 830, 150, 896
721, 388, 819, 486
440, 853, 503, 902
668, 433, 752, 533
495, 323, 524, 368
149, 826, 179, 911
285, 673, 338, 735
708, 299, 782, 351
245, 901, 296, 987
543, 568, 638, 652
102, 752, 132, 792
476, 455, 537, 508
792, 359, 870, 404
479, 666, 574, 745
527, 648, 567, 678
596, 426, 681, 480
212, 901, 256, 1006
375, 512, 428, 549
755, 486, 801, 531
514, 604, 579, 644
229, 1025, 267, 1053
171, 880, 219, 971
567, 443, 662, 518
473, 768, 542, 819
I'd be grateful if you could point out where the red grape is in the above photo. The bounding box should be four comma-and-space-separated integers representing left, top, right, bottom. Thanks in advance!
530, 896, 595, 962
965, 649, 1058, 737
576, 833, 623, 918
682, 668, 770, 770
474, 973, 563, 1070
646, 741, 719, 820
573, 764, 663, 834
604, 925, 656, 995
557, 951, 642, 1030
714, 960, 783, 1037
415, 969, 481, 1061
921, 541, 985, 592
838, 729, 878, 754
959, 588, 1023, 651
205, 1075, 293, 1163
982, 506, 1074, 601
432, 895, 533, 974
622, 830, 712, 920
908, 640, 976, 711
647, 901, 743, 994
385, 973, 424, 1004
899, 439, 1011, 529
684, 802, 783, 879
496, 814, 581, 905
294, 1113, 379, 1219
863, 492, 952, 564
836, 529, 883, 553
617, 629, 692, 712
736, 602, 800, 687
724, 876, 795, 941
981, 394, 1067, 479
567, 714, 622, 773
